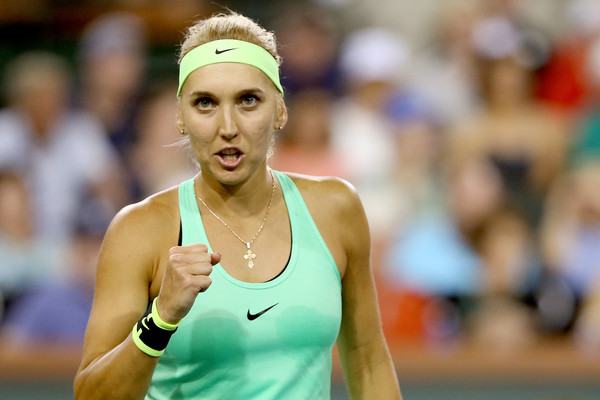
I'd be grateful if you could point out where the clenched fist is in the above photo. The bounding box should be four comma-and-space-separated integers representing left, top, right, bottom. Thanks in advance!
155, 243, 221, 325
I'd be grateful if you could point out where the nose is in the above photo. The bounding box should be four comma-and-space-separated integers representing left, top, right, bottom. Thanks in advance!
218, 104, 238, 139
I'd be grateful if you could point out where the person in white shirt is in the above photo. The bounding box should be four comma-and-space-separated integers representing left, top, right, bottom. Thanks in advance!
0, 51, 126, 242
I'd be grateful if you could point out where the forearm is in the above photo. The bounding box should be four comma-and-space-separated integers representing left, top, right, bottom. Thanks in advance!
74, 334, 159, 400
341, 341, 402, 400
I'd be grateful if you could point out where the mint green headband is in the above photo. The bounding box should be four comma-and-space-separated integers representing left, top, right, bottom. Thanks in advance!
178, 39, 283, 96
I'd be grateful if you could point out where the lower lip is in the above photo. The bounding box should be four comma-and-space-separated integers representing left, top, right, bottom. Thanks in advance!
215, 153, 244, 169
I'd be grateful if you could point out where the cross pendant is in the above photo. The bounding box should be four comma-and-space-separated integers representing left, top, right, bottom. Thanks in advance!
243, 244, 256, 269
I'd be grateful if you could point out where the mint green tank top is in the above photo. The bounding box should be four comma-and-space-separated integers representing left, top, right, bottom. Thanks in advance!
147, 170, 342, 399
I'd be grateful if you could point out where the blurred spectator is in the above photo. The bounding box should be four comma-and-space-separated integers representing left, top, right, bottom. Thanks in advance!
537, 0, 600, 113
130, 82, 196, 197
274, 3, 341, 96
382, 155, 541, 348
467, 207, 541, 351
0, 217, 102, 347
411, 0, 482, 125
77, 12, 147, 157
386, 94, 442, 228
574, 277, 600, 353
330, 27, 410, 239
269, 89, 346, 177
539, 161, 600, 333
0, 51, 126, 243
0, 170, 64, 321
384, 157, 503, 300
478, 208, 540, 297
569, 35, 600, 164
448, 16, 567, 229
381, 157, 495, 345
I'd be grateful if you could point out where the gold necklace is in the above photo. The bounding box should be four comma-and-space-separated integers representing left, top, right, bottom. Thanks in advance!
196, 171, 276, 269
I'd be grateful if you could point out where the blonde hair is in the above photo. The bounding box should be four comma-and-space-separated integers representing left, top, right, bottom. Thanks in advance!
179, 12, 281, 66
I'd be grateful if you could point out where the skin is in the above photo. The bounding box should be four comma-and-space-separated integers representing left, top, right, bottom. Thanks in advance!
74, 61, 401, 399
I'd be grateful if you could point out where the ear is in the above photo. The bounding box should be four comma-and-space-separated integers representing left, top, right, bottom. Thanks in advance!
176, 106, 185, 134
274, 97, 288, 131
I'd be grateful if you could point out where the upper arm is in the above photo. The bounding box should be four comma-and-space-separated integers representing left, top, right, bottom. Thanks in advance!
319, 179, 399, 398
79, 196, 176, 370
332, 181, 383, 351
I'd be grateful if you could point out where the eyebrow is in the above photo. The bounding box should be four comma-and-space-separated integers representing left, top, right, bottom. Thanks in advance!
187, 90, 213, 98
188, 87, 265, 98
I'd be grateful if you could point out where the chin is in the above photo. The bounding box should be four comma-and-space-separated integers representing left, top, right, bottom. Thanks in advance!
202, 160, 267, 185
204, 166, 247, 186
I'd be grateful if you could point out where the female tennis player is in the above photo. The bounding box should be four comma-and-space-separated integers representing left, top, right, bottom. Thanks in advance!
74, 12, 401, 400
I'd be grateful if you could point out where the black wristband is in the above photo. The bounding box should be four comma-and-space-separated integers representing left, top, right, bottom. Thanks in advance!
132, 300, 178, 357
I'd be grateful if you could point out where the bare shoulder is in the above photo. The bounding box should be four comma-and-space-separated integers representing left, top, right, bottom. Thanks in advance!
284, 172, 362, 217
282, 172, 370, 273
100, 185, 181, 281
107, 186, 179, 242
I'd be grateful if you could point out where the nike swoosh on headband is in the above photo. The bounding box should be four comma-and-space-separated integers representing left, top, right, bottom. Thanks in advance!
215, 48, 237, 54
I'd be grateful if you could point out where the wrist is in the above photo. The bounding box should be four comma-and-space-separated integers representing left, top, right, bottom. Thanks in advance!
132, 298, 180, 357
153, 297, 181, 329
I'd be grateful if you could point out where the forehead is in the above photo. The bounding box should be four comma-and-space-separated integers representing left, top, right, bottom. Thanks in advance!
183, 62, 275, 95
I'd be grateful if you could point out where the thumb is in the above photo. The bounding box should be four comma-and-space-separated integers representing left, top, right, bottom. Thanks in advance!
211, 252, 222, 265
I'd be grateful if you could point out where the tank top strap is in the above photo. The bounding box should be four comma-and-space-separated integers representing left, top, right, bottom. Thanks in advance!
178, 178, 212, 250
271, 170, 340, 283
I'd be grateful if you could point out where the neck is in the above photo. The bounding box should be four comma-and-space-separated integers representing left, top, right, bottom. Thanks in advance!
17, 107, 57, 139
196, 166, 275, 217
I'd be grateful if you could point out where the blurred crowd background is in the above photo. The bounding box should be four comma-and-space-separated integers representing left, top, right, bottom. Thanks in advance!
1, 0, 600, 370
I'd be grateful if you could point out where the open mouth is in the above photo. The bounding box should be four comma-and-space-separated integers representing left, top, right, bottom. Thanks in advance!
216, 148, 244, 168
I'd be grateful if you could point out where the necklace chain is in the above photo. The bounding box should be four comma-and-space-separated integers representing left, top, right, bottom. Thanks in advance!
196, 171, 276, 268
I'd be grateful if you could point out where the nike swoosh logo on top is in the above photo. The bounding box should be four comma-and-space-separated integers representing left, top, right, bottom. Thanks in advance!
247, 303, 278, 321
215, 48, 237, 55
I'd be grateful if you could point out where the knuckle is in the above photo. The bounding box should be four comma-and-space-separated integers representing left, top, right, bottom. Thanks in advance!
196, 261, 213, 275
199, 253, 212, 263
168, 253, 183, 265
195, 243, 208, 253
168, 269, 184, 285
189, 264, 212, 277
182, 275, 196, 289
198, 276, 212, 292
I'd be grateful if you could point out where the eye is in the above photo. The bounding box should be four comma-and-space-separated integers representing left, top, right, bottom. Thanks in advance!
240, 94, 259, 108
195, 97, 215, 110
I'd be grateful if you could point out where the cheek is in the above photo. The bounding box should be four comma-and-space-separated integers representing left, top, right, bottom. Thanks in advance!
187, 133, 213, 161
245, 115, 275, 145
256, 119, 274, 137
